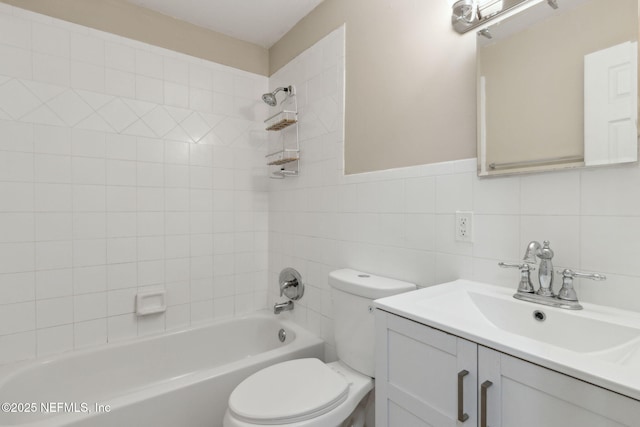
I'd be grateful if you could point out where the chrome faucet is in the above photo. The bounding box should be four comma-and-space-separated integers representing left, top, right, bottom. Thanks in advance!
500, 240, 606, 310
273, 267, 305, 315
273, 300, 293, 314
525, 241, 555, 296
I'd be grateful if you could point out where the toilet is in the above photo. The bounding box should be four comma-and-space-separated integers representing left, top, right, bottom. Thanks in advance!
223, 269, 416, 427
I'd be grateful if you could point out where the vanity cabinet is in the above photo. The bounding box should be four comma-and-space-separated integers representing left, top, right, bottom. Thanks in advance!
375, 310, 640, 427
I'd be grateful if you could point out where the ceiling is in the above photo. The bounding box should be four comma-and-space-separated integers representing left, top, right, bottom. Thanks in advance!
127, 0, 326, 49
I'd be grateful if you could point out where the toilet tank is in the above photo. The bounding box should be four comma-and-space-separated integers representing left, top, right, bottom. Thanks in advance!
329, 269, 416, 377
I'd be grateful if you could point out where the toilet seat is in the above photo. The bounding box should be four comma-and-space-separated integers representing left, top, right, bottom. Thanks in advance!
228, 358, 349, 425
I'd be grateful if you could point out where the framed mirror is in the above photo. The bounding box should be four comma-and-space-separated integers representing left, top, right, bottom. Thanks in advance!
477, 0, 638, 176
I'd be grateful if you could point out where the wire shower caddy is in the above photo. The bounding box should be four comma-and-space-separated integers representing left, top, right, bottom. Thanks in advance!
264, 86, 299, 179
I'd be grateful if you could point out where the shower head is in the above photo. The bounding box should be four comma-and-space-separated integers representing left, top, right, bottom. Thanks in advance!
261, 92, 278, 107
261, 85, 294, 106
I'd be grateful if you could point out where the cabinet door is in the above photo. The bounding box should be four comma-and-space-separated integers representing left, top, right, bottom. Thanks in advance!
478, 346, 640, 427
375, 311, 478, 427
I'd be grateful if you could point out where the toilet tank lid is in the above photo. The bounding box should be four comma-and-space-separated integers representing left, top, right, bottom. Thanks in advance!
329, 269, 416, 299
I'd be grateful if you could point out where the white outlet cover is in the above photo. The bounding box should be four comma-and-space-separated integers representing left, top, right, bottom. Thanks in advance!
455, 211, 474, 243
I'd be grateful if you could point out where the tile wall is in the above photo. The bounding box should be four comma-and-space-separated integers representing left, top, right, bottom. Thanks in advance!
0, 4, 270, 364
268, 26, 640, 360
3, 6, 640, 367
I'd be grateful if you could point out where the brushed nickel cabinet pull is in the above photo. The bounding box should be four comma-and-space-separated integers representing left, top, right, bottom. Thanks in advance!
457, 369, 469, 422
481, 380, 493, 427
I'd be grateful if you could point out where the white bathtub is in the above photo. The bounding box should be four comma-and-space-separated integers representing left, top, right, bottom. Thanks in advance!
0, 312, 323, 427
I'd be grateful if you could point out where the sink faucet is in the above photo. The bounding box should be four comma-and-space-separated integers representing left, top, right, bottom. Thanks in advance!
500, 240, 606, 310
523, 240, 555, 297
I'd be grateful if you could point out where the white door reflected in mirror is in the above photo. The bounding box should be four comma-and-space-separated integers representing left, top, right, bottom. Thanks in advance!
584, 41, 638, 166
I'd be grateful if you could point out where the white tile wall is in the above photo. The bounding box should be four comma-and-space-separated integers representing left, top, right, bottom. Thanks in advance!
269, 26, 640, 361
3, 6, 640, 369
0, 5, 269, 364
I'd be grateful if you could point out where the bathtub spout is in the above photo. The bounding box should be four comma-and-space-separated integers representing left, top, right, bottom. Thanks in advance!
274, 300, 293, 314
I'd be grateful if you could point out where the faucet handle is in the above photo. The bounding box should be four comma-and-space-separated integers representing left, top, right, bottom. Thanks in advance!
499, 262, 536, 293
499, 261, 535, 270
279, 268, 305, 300
558, 269, 606, 281
556, 269, 606, 302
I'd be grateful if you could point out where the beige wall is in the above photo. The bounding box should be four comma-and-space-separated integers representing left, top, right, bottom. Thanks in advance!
0, 0, 269, 76
270, 0, 478, 174
480, 0, 637, 168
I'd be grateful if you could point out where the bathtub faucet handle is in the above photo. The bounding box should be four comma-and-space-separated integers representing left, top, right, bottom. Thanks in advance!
280, 280, 297, 296
279, 268, 305, 301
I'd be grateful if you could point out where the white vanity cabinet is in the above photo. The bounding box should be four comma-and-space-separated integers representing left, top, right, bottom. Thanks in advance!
375, 310, 640, 427
374, 309, 478, 426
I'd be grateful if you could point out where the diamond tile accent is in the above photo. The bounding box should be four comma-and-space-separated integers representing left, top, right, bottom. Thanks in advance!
21, 80, 66, 103
75, 113, 115, 132
122, 99, 156, 117
164, 125, 192, 143
199, 112, 224, 129
47, 90, 94, 126
198, 132, 224, 145
213, 117, 252, 145
141, 106, 177, 137
21, 105, 65, 126
180, 112, 211, 143
164, 105, 192, 123
76, 90, 115, 110
97, 98, 138, 132
122, 119, 155, 138
0, 80, 42, 119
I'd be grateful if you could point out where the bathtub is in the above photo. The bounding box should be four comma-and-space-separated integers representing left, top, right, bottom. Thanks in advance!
0, 312, 323, 427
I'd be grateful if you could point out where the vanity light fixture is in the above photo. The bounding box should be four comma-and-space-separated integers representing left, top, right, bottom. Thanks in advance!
450, 0, 558, 34
451, 0, 479, 29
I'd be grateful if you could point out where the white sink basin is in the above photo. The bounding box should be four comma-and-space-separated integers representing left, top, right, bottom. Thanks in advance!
374, 279, 640, 400
415, 287, 640, 353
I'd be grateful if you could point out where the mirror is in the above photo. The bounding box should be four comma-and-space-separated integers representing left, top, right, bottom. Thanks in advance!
477, 0, 638, 176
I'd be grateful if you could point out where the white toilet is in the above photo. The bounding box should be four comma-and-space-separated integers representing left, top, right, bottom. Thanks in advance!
223, 269, 416, 427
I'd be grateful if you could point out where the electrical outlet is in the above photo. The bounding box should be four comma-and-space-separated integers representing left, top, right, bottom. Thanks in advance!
455, 211, 473, 242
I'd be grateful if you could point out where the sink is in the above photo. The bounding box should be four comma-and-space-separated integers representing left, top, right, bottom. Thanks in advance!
374, 279, 640, 399
418, 288, 640, 353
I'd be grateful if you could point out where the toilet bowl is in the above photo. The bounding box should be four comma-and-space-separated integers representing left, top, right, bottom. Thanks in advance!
223, 269, 416, 427
223, 359, 372, 427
